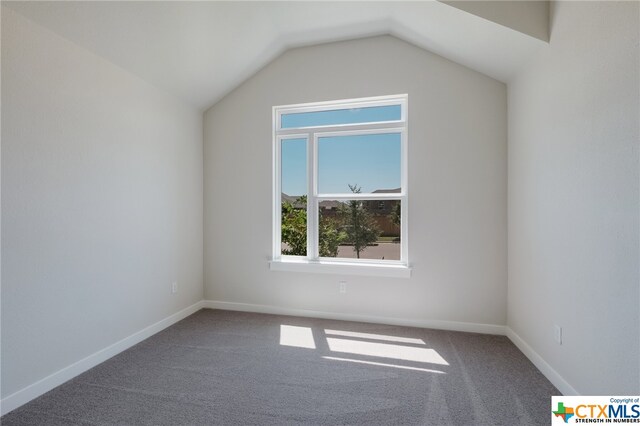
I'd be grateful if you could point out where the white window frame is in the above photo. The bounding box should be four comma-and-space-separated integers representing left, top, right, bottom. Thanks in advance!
270, 94, 410, 278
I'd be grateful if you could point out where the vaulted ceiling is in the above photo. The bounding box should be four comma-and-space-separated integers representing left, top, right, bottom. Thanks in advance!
4, 1, 549, 110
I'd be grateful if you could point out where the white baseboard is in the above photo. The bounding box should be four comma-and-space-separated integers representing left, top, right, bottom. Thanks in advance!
0, 300, 205, 416
506, 327, 579, 396
202, 300, 507, 335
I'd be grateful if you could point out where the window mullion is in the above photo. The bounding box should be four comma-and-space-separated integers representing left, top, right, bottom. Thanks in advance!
273, 135, 282, 260
307, 132, 318, 260
277, 121, 404, 135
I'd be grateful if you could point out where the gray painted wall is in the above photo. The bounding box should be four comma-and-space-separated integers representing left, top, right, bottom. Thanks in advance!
203, 36, 508, 328
508, 1, 640, 394
1, 8, 204, 398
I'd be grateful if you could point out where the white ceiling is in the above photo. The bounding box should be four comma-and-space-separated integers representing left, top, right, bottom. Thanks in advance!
4, 1, 547, 110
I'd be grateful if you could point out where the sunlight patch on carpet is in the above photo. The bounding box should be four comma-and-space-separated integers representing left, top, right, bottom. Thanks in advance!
280, 325, 316, 349
323, 356, 447, 374
326, 338, 449, 365
324, 329, 425, 344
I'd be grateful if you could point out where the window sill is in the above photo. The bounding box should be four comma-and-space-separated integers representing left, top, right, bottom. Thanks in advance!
269, 259, 412, 278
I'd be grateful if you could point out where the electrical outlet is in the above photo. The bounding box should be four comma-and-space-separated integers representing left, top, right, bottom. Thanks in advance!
339, 281, 347, 294
171, 282, 178, 294
554, 325, 562, 345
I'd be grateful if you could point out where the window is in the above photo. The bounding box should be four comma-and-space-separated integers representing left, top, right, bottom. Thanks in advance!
272, 95, 409, 277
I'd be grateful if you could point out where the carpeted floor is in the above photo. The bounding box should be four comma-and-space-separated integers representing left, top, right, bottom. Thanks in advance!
2, 309, 558, 425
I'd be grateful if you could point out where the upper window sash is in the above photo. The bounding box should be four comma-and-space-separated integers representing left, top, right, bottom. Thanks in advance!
313, 127, 405, 197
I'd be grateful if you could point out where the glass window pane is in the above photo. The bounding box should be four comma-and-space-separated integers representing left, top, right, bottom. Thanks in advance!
318, 133, 401, 194
281, 138, 306, 197
281, 138, 307, 256
281, 105, 401, 129
318, 200, 401, 261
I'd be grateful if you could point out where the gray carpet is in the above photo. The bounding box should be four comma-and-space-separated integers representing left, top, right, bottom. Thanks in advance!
1, 309, 558, 425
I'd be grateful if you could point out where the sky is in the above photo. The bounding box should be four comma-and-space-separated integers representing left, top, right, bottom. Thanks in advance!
281, 106, 402, 196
